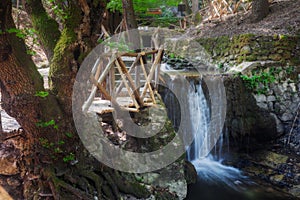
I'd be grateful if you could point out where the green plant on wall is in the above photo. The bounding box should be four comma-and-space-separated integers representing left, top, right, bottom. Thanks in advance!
240, 67, 276, 94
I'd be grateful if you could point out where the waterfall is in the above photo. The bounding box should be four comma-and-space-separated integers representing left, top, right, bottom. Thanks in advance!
161, 74, 249, 190
186, 79, 248, 190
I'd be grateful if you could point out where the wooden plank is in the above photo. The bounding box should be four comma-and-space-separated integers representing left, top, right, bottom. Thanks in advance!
116, 57, 144, 107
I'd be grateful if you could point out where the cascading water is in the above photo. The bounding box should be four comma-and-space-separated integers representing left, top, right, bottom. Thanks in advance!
186, 81, 247, 190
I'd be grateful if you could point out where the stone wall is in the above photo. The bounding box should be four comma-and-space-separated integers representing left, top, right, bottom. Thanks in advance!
232, 63, 300, 151
222, 75, 278, 145
197, 34, 300, 67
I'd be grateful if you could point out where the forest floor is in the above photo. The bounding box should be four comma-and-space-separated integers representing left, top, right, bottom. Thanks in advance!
190, 0, 300, 38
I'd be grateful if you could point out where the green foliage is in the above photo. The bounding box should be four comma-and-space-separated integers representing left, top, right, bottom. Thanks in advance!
240, 68, 276, 94
169, 52, 175, 58
36, 119, 59, 129
106, 0, 123, 12
63, 153, 75, 163
103, 39, 134, 52
39, 137, 51, 148
45, 0, 70, 20
218, 63, 224, 69
65, 132, 73, 138
286, 66, 294, 74
6, 28, 38, 55
35, 91, 49, 98
107, 0, 181, 13
6, 28, 26, 39
39, 137, 74, 161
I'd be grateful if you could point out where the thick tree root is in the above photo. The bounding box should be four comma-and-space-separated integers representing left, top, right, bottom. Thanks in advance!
42, 168, 93, 200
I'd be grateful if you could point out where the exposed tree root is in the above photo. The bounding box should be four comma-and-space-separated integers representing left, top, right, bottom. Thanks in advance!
42, 168, 93, 200
80, 170, 103, 199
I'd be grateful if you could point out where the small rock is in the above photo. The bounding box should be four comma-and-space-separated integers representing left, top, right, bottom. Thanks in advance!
255, 94, 267, 103
257, 102, 268, 110
241, 45, 251, 55
270, 174, 284, 183
267, 95, 276, 102
280, 112, 293, 122
289, 185, 300, 198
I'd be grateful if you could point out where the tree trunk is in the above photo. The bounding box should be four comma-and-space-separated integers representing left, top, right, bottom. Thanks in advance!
23, 0, 60, 61
192, 0, 199, 14
0, 1, 149, 199
251, 0, 269, 23
121, 0, 141, 50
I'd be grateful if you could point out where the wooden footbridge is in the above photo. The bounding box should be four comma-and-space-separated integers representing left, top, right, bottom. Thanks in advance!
82, 47, 164, 115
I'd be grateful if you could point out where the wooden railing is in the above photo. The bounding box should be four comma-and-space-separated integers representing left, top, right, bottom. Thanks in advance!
82, 47, 164, 114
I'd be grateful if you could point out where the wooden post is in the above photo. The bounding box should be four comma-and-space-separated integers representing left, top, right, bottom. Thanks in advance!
115, 60, 140, 109
110, 65, 115, 97
141, 48, 163, 98
135, 61, 141, 94
154, 60, 160, 90
139, 57, 156, 104
116, 54, 141, 95
82, 53, 117, 113
89, 75, 121, 111
116, 57, 144, 107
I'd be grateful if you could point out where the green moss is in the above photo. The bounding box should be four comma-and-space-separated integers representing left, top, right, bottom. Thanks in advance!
237, 56, 244, 63
27, 0, 60, 57
196, 34, 299, 67
268, 54, 282, 61
194, 12, 202, 25
245, 55, 257, 62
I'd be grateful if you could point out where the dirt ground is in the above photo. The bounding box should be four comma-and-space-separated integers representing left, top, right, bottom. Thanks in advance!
190, 0, 300, 38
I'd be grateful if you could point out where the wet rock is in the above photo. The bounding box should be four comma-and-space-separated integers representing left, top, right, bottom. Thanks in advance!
136, 161, 188, 200
258, 151, 288, 169
184, 161, 197, 184
270, 113, 284, 135
289, 185, 300, 198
